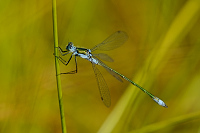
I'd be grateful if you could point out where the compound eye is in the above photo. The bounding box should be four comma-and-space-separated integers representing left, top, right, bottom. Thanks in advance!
66, 44, 71, 50
66, 42, 74, 50
68, 42, 73, 46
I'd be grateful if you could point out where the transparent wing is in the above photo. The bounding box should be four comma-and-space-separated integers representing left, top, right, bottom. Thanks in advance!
92, 63, 111, 107
92, 53, 114, 62
93, 56, 123, 82
104, 66, 123, 82
91, 31, 128, 52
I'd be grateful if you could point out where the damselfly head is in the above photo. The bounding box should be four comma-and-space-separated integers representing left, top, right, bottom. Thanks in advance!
66, 42, 76, 52
66, 42, 74, 50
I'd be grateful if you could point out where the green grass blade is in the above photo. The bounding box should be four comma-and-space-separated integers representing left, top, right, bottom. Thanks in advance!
52, 0, 67, 132
130, 112, 200, 133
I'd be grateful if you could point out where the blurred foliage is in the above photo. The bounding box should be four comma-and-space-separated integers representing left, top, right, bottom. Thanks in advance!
0, 0, 200, 133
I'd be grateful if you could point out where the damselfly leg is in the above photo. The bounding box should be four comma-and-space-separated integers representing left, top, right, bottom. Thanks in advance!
56, 47, 78, 74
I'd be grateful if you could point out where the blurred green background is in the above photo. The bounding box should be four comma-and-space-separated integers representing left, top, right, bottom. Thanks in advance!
1, 0, 200, 133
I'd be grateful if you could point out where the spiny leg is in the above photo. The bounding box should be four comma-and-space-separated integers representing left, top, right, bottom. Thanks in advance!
59, 56, 78, 74
54, 46, 78, 74
57, 46, 69, 56
58, 54, 73, 66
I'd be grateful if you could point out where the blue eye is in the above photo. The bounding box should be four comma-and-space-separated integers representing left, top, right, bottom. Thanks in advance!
66, 45, 70, 50
66, 42, 73, 50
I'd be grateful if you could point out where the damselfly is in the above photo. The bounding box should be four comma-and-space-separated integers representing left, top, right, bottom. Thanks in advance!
56, 31, 167, 108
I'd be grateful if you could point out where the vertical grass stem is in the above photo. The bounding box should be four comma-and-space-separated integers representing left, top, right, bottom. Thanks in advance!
52, 0, 67, 132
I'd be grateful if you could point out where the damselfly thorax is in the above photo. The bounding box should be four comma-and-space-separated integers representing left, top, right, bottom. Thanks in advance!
68, 44, 99, 65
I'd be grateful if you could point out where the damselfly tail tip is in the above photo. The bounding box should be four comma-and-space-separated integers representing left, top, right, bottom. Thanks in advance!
161, 102, 168, 108
153, 97, 168, 108
164, 104, 168, 108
